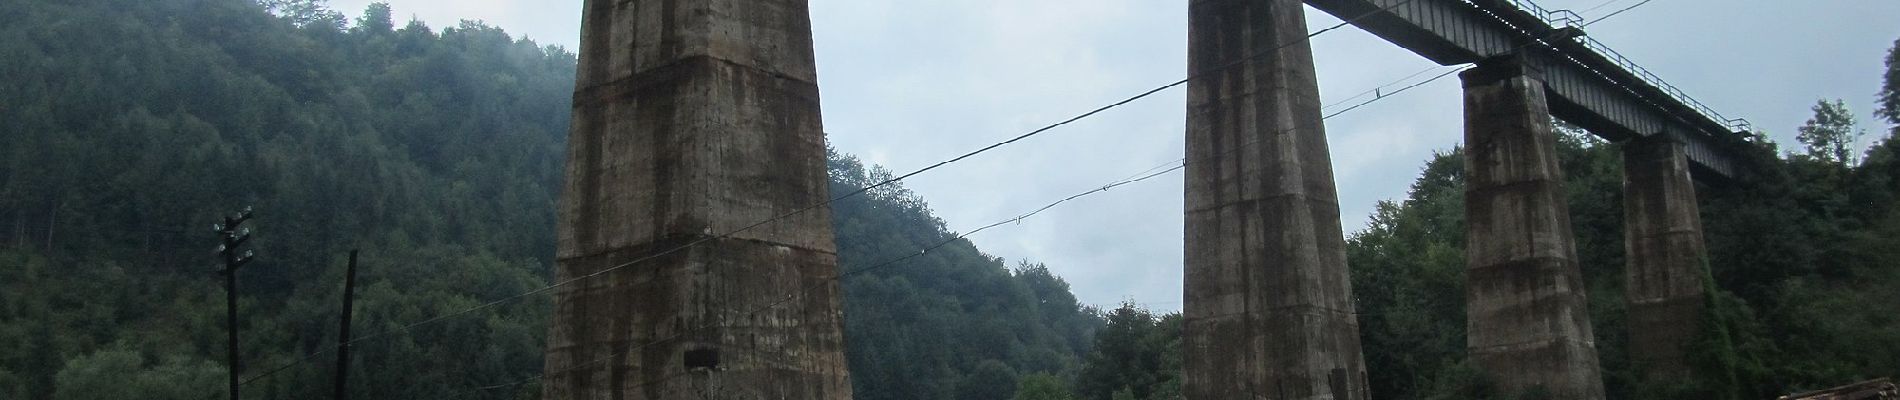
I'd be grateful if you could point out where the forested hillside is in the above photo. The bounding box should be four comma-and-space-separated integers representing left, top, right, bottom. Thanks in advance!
1343, 39, 1900, 399
1032, 41, 1900, 400
0, 1, 1101, 399
6, 1, 1900, 400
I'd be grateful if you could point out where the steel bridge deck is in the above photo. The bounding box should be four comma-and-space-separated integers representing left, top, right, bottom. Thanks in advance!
1304, 0, 1751, 180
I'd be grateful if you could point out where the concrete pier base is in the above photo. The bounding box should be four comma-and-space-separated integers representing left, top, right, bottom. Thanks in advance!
1183, 0, 1369, 398
1622, 133, 1708, 379
542, 0, 852, 399
1460, 55, 1607, 400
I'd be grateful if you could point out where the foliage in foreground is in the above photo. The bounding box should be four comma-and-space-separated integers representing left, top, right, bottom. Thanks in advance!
1063, 35, 1900, 400
0, 1, 1102, 399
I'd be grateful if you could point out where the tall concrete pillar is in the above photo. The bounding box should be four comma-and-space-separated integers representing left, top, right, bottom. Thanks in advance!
1183, 0, 1369, 398
543, 1, 851, 399
1461, 55, 1606, 400
1622, 133, 1708, 379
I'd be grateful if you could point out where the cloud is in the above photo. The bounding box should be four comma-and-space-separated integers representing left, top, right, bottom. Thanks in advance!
326, 0, 1900, 311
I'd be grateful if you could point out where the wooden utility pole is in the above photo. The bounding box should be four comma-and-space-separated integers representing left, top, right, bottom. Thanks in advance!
43, 204, 56, 251
332, 250, 360, 400
215, 207, 255, 400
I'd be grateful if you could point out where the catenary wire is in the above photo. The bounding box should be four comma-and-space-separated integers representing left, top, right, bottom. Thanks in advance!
456, 47, 1469, 398
250, 0, 1664, 388
227, 0, 1428, 389
1580, 0, 1653, 27
1324, 0, 1650, 115
1576, 0, 1627, 16
248, 0, 1679, 392
1321, 64, 1454, 111
442, 1, 1678, 393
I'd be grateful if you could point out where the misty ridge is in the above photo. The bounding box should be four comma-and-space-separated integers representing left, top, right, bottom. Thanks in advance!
2, 1, 1899, 400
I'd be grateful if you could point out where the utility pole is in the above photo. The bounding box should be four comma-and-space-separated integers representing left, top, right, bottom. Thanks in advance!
332, 250, 360, 400
42, 204, 55, 251
215, 207, 255, 400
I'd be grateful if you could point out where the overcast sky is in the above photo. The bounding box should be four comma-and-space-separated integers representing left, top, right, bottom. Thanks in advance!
327, 0, 1900, 311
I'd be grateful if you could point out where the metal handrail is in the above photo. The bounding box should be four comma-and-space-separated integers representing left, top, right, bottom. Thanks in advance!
1577, 36, 1745, 132
1479, 0, 1754, 133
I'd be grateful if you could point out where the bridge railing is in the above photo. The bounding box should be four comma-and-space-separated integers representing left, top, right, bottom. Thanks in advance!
1477, 0, 1754, 133
1573, 36, 1753, 133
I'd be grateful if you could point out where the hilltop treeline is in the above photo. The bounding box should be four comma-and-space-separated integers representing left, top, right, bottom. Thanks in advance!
6, 0, 1899, 399
0, 1, 1103, 399
1050, 39, 1900, 400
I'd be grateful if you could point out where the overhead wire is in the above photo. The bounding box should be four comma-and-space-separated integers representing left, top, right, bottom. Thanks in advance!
1320, 64, 1453, 112
1325, 67, 1466, 119
432, 0, 1681, 394
248, 0, 1677, 393
1580, 0, 1653, 27
456, 33, 1472, 400
227, 0, 1430, 390
1326, 0, 1661, 121
1575, 0, 1627, 16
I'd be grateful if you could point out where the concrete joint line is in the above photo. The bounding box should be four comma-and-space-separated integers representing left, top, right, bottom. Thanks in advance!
1632, 228, 1701, 237
1627, 296, 1698, 306
1469, 337, 1597, 354
558, 233, 841, 265
1467, 255, 1578, 271
1464, 178, 1562, 197
1184, 193, 1338, 214
572, 55, 818, 108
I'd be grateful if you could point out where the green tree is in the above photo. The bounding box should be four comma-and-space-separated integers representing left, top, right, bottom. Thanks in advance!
52, 346, 224, 400
1074, 304, 1178, 400
1878, 37, 1900, 126
960, 360, 1023, 400
261, 0, 345, 29
830, 150, 1103, 400
0, 1, 1105, 399
1797, 99, 1865, 165
354, 2, 395, 35
1015, 373, 1077, 400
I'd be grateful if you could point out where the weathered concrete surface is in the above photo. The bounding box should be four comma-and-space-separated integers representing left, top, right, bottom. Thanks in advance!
544, 0, 851, 399
1622, 133, 1708, 379
1183, 0, 1369, 398
1461, 55, 1607, 400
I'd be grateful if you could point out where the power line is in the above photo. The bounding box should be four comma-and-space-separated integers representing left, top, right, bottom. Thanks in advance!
1321, 64, 1455, 111
1580, 0, 1654, 27
457, 162, 1185, 398
455, 40, 1467, 399
457, 1, 1670, 394
1575, 0, 1627, 16
1325, 67, 1466, 119
446, 160, 1188, 397
1323, 0, 1658, 116
229, 0, 1427, 389
222, 0, 1694, 395
451, 1, 1706, 390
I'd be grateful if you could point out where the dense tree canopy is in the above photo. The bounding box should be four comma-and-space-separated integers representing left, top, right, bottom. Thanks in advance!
1797, 99, 1866, 165
1337, 47, 1900, 398
4, 0, 1900, 399
1063, 35, 1900, 400
1879, 38, 1900, 128
0, 1, 1101, 399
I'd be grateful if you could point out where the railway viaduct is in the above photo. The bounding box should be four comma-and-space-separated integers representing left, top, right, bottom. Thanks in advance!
541, 0, 1755, 399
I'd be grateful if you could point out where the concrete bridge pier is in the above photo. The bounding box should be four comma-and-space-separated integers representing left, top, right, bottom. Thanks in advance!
1183, 0, 1370, 399
1622, 132, 1709, 379
543, 0, 852, 399
1460, 55, 1607, 400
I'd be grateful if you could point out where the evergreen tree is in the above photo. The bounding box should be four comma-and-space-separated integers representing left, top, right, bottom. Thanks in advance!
1016, 373, 1078, 400
1072, 304, 1179, 400
1878, 38, 1900, 126
0, 1, 1103, 399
